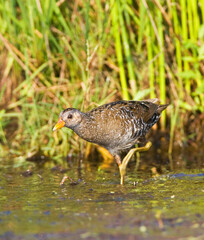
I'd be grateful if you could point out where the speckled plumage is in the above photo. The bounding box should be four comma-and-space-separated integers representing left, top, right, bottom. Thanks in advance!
53, 99, 169, 184
59, 99, 168, 156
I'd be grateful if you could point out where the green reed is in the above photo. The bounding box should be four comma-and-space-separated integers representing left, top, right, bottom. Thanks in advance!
111, 0, 129, 100
0, 0, 204, 159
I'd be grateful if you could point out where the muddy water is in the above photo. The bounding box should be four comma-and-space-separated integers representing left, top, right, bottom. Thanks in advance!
0, 155, 204, 240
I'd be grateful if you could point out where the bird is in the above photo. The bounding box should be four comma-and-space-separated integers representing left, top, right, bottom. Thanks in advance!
53, 99, 168, 184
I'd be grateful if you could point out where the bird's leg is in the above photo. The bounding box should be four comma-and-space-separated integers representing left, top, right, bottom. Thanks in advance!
115, 155, 122, 166
119, 141, 152, 185
114, 155, 123, 183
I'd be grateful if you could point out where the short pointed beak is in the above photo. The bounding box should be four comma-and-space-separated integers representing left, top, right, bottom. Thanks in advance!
53, 117, 65, 131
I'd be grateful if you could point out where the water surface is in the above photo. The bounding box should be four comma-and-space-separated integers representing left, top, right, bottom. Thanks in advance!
0, 155, 204, 240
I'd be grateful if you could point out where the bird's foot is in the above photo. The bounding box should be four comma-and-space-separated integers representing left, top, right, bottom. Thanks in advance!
119, 141, 152, 185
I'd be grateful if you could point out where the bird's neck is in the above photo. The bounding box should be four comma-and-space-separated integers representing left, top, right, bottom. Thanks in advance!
72, 114, 96, 142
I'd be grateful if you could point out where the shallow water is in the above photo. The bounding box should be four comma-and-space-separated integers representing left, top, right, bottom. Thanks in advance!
0, 155, 204, 240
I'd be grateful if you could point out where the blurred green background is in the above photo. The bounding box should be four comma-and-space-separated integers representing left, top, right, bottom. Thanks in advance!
0, 0, 204, 161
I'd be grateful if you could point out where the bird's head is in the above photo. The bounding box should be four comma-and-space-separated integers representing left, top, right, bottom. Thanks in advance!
53, 108, 83, 131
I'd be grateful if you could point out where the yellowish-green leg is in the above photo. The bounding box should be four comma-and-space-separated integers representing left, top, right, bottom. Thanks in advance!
119, 141, 152, 185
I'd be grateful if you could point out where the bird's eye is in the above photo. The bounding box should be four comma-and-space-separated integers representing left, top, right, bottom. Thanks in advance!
68, 114, 73, 119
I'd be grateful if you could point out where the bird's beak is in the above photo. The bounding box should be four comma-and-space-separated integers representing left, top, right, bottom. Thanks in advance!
53, 117, 65, 131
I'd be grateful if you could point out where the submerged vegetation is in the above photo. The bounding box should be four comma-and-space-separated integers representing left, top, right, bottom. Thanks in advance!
0, 0, 204, 160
